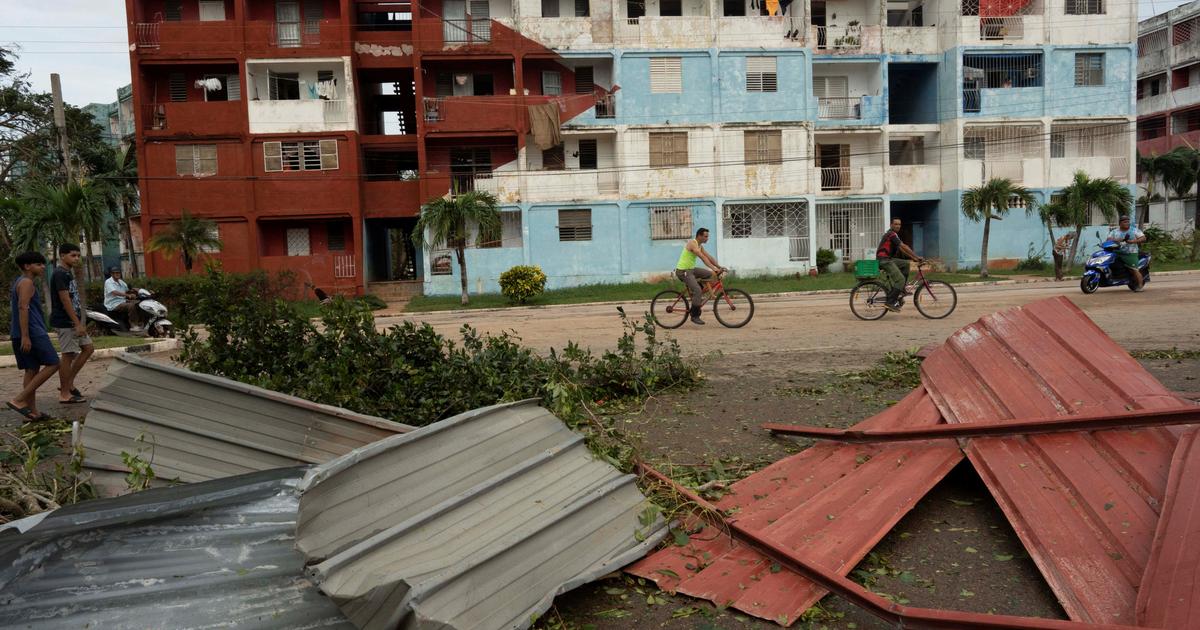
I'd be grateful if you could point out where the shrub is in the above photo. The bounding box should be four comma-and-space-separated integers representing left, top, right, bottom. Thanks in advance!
499, 265, 548, 304
1015, 243, 1049, 271
84, 266, 298, 325
1142, 224, 1190, 263
816, 248, 837, 273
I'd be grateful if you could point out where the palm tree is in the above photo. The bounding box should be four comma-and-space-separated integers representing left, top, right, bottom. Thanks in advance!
145, 209, 223, 273
95, 145, 141, 276
15, 180, 110, 276
960, 178, 1035, 278
1136, 151, 1168, 226
1057, 171, 1134, 266
411, 191, 501, 305
1031, 199, 1070, 280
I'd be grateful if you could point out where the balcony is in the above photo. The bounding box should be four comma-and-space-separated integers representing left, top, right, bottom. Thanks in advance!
248, 99, 351, 134
142, 101, 244, 136
595, 93, 616, 119
818, 97, 863, 120
616, 16, 714, 48
363, 180, 422, 217
716, 17, 807, 48
421, 96, 522, 134
413, 12, 518, 53
883, 27, 937, 54
817, 167, 863, 192
886, 165, 941, 194
958, 0, 1044, 45
244, 20, 346, 55
811, 25, 881, 54
134, 19, 242, 56
245, 59, 356, 134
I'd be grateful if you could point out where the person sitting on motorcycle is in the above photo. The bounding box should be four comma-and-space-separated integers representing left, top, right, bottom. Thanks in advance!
1106, 215, 1146, 292
103, 267, 145, 331
876, 218, 924, 311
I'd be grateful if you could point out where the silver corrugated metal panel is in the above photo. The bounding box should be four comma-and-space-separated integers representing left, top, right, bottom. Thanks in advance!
79, 354, 411, 494
296, 400, 668, 630
0, 468, 355, 630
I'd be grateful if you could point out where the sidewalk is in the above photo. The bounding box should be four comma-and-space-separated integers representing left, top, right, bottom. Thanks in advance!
0, 338, 180, 369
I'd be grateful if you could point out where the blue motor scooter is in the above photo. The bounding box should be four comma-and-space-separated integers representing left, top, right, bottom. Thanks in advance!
1080, 238, 1150, 294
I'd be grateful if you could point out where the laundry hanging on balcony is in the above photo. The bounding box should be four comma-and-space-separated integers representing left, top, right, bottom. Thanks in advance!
195, 77, 223, 92
316, 80, 338, 100
528, 102, 563, 150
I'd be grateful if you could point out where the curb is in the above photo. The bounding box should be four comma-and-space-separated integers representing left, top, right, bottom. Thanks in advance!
0, 338, 180, 369
394, 269, 1200, 318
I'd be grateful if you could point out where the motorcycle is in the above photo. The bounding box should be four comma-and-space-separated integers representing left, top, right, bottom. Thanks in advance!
1080, 238, 1150, 294
86, 288, 174, 338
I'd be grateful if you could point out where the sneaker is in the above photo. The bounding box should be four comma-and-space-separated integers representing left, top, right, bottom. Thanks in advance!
883, 301, 901, 313
691, 314, 706, 325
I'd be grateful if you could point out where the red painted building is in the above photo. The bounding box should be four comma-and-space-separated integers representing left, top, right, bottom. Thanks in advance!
125, 0, 595, 293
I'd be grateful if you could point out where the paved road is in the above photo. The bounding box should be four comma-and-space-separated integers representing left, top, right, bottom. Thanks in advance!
382, 274, 1200, 358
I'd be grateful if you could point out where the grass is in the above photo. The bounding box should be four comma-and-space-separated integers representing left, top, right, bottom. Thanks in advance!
0, 335, 157, 357
406, 270, 1009, 313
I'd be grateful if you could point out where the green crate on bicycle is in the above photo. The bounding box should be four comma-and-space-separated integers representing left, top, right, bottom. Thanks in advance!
854, 260, 879, 280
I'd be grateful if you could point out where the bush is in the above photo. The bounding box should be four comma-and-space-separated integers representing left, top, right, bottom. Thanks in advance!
816, 248, 837, 273
1142, 224, 1190, 263
498, 265, 548, 304
1015, 243, 1049, 271
84, 267, 298, 324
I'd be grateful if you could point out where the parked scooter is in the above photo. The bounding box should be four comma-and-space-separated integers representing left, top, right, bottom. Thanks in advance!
1080, 236, 1150, 294
86, 288, 174, 338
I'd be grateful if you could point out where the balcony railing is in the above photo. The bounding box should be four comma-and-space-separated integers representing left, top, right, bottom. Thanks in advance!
818, 166, 863, 191
818, 97, 863, 120
323, 99, 348, 123
136, 22, 160, 48
595, 94, 616, 119
980, 16, 1023, 40
813, 25, 863, 51
963, 88, 981, 113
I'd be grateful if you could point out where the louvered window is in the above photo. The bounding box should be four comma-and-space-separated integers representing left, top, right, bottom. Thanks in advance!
1074, 53, 1104, 86
269, 72, 300, 100
168, 73, 188, 102
813, 75, 848, 98
744, 130, 782, 165
650, 58, 682, 94
264, 140, 338, 172
165, 0, 183, 21
575, 66, 594, 94
175, 144, 218, 177
558, 209, 593, 241
435, 73, 454, 97
578, 139, 598, 169
649, 206, 692, 240
542, 71, 562, 95
327, 223, 346, 251
746, 57, 778, 92
648, 132, 688, 168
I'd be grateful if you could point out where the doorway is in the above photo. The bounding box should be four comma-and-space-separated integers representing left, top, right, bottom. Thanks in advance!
366, 218, 420, 282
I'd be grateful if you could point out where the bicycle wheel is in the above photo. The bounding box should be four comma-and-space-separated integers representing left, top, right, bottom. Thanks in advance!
849, 281, 889, 321
914, 280, 957, 319
651, 290, 689, 329
713, 289, 754, 328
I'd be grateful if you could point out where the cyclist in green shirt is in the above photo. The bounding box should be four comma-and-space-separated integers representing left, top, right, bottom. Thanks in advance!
676, 228, 726, 325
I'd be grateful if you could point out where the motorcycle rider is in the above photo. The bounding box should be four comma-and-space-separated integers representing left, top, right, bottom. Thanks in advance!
1106, 215, 1146, 292
103, 267, 145, 332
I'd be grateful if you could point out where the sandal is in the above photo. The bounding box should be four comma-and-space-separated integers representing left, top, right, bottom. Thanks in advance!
6, 402, 49, 422
70, 388, 83, 397
60, 395, 88, 405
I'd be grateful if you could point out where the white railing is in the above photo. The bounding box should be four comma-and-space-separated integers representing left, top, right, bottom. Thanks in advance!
333, 255, 356, 279
817, 166, 863, 191
818, 97, 863, 120
789, 236, 810, 262
984, 160, 1023, 182
980, 16, 1023, 40
323, 99, 347, 123
423, 97, 443, 122
136, 22, 161, 48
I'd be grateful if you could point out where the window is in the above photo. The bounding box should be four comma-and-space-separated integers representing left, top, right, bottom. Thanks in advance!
1074, 53, 1104, 86
650, 206, 693, 240
1065, 0, 1103, 13
202, 74, 240, 102
542, 146, 565, 170
558, 209, 592, 241
575, 66, 595, 94
649, 132, 688, 168
746, 57, 778, 92
650, 58, 682, 93
482, 211, 523, 248
542, 0, 560, 17
164, 0, 182, 21
264, 139, 339, 172
286, 228, 311, 256
327, 223, 346, 251
199, 0, 226, 21
575, 0, 590, 16
963, 136, 985, 160
723, 0, 745, 16
722, 202, 809, 258
889, 138, 925, 165
269, 71, 300, 100
578, 139, 598, 169
1050, 132, 1065, 158
198, 225, 221, 253
169, 73, 188, 102
744, 130, 782, 165
430, 253, 453, 275
175, 144, 217, 177
542, 71, 562, 96
660, 0, 682, 15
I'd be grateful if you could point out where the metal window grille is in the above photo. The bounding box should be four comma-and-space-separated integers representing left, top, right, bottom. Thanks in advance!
575, 66, 594, 94
333, 255, 356, 278
1139, 116, 1167, 140
327, 223, 346, 251
962, 0, 1040, 16
1049, 123, 1124, 158
815, 200, 882, 262
542, 71, 562, 96
1065, 0, 1103, 14
266, 140, 336, 171
558, 209, 592, 241
722, 202, 809, 259
578, 139, 598, 169
744, 130, 782, 166
648, 132, 688, 168
595, 93, 616, 118
168, 73, 188, 102
286, 228, 311, 256
198, 226, 221, 253
1074, 53, 1104, 86
430, 252, 453, 275
649, 206, 693, 240
963, 54, 1042, 89
746, 57, 778, 93
1139, 28, 1168, 57
1176, 17, 1198, 46
649, 58, 682, 93
889, 137, 927, 165
962, 125, 1042, 160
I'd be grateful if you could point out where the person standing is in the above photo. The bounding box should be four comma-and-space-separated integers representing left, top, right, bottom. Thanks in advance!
49, 244, 92, 404
7, 252, 60, 422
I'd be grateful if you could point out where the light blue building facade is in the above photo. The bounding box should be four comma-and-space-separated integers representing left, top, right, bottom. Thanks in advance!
421, 0, 1137, 295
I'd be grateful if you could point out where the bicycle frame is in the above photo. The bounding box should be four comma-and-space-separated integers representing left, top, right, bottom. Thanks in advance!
671, 272, 735, 310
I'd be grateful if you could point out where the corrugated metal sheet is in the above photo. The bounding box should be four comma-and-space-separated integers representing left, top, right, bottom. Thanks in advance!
628, 387, 962, 626
79, 354, 410, 494
1136, 427, 1200, 628
296, 400, 668, 630
0, 468, 355, 630
920, 296, 1198, 626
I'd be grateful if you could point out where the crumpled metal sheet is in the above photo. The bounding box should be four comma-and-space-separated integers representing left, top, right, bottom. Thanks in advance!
0, 468, 354, 630
296, 400, 669, 630
78, 354, 410, 495
1136, 427, 1200, 628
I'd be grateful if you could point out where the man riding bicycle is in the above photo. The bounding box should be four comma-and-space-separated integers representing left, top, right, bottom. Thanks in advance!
676, 228, 726, 325
876, 218, 923, 312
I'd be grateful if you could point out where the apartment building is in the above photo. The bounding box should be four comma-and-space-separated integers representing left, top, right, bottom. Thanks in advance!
1137, 0, 1200, 231
125, 0, 1135, 296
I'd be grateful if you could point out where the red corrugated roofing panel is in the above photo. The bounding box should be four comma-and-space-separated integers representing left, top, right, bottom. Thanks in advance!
628, 387, 962, 625
1136, 427, 1200, 629
920, 297, 1196, 626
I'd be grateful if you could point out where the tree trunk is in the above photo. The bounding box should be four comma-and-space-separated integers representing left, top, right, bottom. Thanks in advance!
1192, 218, 1200, 262
1068, 227, 1084, 272
183, 252, 193, 273
979, 214, 991, 278
456, 246, 469, 305
123, 200, 140, 277
1045, 222, 1063, 281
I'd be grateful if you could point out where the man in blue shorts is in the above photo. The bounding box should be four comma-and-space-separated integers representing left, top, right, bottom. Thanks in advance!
8, 251, 59, 422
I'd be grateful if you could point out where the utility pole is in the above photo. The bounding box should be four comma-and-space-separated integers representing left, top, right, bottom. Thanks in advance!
50, 73, 90, 323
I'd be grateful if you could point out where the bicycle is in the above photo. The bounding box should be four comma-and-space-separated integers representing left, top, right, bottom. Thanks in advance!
651, 270, 755, 329
849, 260, 957, 321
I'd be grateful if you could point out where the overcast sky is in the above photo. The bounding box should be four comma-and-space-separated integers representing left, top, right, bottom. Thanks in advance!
0, 0, 1194, 107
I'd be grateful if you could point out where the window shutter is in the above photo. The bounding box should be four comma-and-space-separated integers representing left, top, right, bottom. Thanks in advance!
649, 58, 682, 93
199, 0, 226, 20
319, 139, 339, 170
575, 66, 595, 93
169, 73, 188, 102
746, 57, 777, 92
578, 139, 598, 169
435, 73, 454, 97
648, 133, 664, 167
226, 74, 241, 101
542, 146, 565, 170
327, 222, 346, 251
558, 209, 593, 241
269, 71, 280, 100
671, 132, 688, 167
542, 71, 562, 95
542, 0, 560, 18
264, 142, 283, 172
469, 0, 490, 17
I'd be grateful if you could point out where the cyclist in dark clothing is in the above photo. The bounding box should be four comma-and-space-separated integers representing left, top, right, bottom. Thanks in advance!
876, 218, 923, 311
